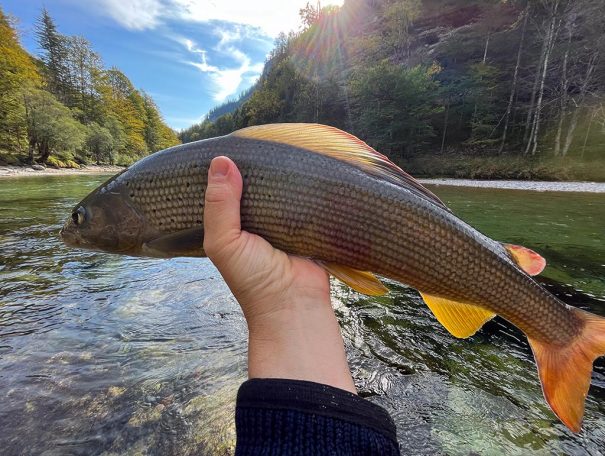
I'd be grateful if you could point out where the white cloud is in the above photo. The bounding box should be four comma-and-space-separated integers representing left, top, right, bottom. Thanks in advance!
89, 0, 347, 103
175, 35, 264, 101
92, 0, 163, 30
91, 0, 344, 36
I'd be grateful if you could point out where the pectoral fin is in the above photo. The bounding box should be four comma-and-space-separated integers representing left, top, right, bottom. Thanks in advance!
420, 292, 496, 338
144, 227, 205, 257
503, 243, 546, 276
322, 263, 388, 296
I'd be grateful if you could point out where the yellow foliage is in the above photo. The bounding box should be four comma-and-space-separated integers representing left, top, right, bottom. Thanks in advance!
0, 8, 42, 151
47, 156, 66, 168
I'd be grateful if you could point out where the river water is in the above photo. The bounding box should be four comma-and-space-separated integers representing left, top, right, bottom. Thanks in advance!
0, 175, 603, 455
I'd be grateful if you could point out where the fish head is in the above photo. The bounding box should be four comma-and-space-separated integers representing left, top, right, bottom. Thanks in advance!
60, 176, 145, 255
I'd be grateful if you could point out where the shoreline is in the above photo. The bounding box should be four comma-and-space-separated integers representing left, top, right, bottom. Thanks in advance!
418, 178, 605, 193
1, 165, 604, 193
0, 165, 124, 178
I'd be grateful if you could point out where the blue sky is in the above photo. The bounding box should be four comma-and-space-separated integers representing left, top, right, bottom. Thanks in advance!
2, 0, 342, 131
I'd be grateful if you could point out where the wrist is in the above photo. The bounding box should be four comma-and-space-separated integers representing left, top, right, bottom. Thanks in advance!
245, 298, 356, 394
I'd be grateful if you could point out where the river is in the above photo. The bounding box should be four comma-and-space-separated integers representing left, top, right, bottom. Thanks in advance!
0, 175, 603, 455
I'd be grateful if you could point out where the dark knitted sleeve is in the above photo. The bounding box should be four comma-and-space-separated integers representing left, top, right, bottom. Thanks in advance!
235, 378, 400, 456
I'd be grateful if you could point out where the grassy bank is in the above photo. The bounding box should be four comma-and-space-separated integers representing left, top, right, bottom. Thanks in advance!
403, 155, 605, 182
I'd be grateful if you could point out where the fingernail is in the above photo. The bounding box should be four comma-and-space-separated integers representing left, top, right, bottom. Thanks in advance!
210, 157, 229, 177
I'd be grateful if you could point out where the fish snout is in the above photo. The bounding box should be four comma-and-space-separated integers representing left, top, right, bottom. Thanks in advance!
60, 220, 82, 248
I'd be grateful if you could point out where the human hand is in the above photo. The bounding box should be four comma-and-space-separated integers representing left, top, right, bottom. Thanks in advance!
203, 156, 356, 393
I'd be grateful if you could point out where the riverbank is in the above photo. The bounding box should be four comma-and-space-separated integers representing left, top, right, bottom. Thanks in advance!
2, 165, 605, 192
419, 178, 605, 193
0, 165, 124, 178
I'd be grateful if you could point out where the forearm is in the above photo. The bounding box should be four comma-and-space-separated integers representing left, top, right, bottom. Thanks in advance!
246, 298, 356, 394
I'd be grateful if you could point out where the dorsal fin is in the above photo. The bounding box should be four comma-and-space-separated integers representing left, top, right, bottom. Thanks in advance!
232, 123, 449, 211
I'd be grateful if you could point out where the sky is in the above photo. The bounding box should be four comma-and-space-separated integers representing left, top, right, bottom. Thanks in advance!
2, 0, 343, 131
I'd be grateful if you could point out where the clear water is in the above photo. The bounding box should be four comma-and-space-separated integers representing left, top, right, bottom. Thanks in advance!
0, 175, 603, 455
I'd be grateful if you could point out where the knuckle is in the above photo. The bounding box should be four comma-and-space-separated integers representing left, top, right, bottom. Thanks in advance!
204, 182, 231, 205
203, 229, 239, 261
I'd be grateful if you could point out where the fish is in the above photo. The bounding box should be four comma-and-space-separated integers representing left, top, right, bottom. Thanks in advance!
60, 123, 605, 432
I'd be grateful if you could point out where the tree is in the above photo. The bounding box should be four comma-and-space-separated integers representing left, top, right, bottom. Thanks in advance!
22, 88, 85, 163
524, 0, 567, 155
35, 8, 70, 102
64, 35, 103, 123
349, 62, 441, 155
179, 0, 605, 170
383, 0, 422, 61
97, 68, 147, 158
86, 122, 114, 164
1, 6, 178, 166
499, 4, 529, 154
299, 2, 320, 30
141, 92, 179, 152
0, 8, 41, 153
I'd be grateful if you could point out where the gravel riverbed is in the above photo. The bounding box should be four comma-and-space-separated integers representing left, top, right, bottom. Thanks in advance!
2, 166, 603, 193
419, 178, 605, 193
0, 165, 124, 178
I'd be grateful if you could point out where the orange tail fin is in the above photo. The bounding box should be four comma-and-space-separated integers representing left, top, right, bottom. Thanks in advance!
528, 308, 605, 432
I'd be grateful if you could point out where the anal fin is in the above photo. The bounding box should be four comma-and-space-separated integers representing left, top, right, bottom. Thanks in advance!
420, 292, 496, 338
322, 263, 388, 296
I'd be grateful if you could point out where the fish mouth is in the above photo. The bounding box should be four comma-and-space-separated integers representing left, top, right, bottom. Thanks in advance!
60, 224, 82, 248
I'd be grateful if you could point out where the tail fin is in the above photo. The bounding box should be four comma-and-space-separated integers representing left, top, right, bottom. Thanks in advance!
528, 308, 605, 432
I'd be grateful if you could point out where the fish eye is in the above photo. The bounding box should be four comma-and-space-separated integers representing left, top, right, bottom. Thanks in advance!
72, 207, 86, 226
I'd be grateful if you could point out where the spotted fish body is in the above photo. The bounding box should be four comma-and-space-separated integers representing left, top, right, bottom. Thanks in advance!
61, 123, 605, 432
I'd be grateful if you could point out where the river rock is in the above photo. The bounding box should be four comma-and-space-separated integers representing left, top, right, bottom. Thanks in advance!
31, 164, 46, 171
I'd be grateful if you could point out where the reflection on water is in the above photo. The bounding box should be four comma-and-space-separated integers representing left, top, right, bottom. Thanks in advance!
0, 176, 603, 455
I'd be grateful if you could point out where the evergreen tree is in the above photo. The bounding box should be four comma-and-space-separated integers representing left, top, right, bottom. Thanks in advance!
35, 8, 69, 102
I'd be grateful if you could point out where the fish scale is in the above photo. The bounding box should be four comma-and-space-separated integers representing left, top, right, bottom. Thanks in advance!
61, 123, 605, 432
117, 137, 573, 343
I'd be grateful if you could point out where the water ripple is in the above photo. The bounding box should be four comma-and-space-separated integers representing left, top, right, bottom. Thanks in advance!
0, 176, 603, 455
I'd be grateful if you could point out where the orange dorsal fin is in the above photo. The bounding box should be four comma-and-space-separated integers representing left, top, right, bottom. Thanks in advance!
322, 263, 388, 296
232, 123, 449, 211
419, 292, 496, 338
528, 307, 605, 432
503, 243, 546, 276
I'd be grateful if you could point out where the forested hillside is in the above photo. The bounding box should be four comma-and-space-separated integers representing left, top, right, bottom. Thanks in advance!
180, 0, 605, 180
0, 7, 179, 168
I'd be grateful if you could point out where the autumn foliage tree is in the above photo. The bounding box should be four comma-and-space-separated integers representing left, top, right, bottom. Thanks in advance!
0, 6, 179, 166
0, 9, 41, 154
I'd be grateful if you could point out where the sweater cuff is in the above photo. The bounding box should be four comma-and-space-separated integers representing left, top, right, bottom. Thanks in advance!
236, 378, 397, 442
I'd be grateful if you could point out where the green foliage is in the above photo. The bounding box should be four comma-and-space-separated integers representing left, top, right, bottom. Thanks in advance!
350, 62, 441, 154
0, 9, 41, 152
465, 63, 501, 142
0, 5, 179, 167
46, 155, 65, 168
179, 0, 604, 181
86, 122, 114, 164
405, 154, 605, 182
22, 88, 86, 163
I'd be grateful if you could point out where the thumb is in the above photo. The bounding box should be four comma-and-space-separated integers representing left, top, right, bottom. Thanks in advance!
203, 156, 244, 262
